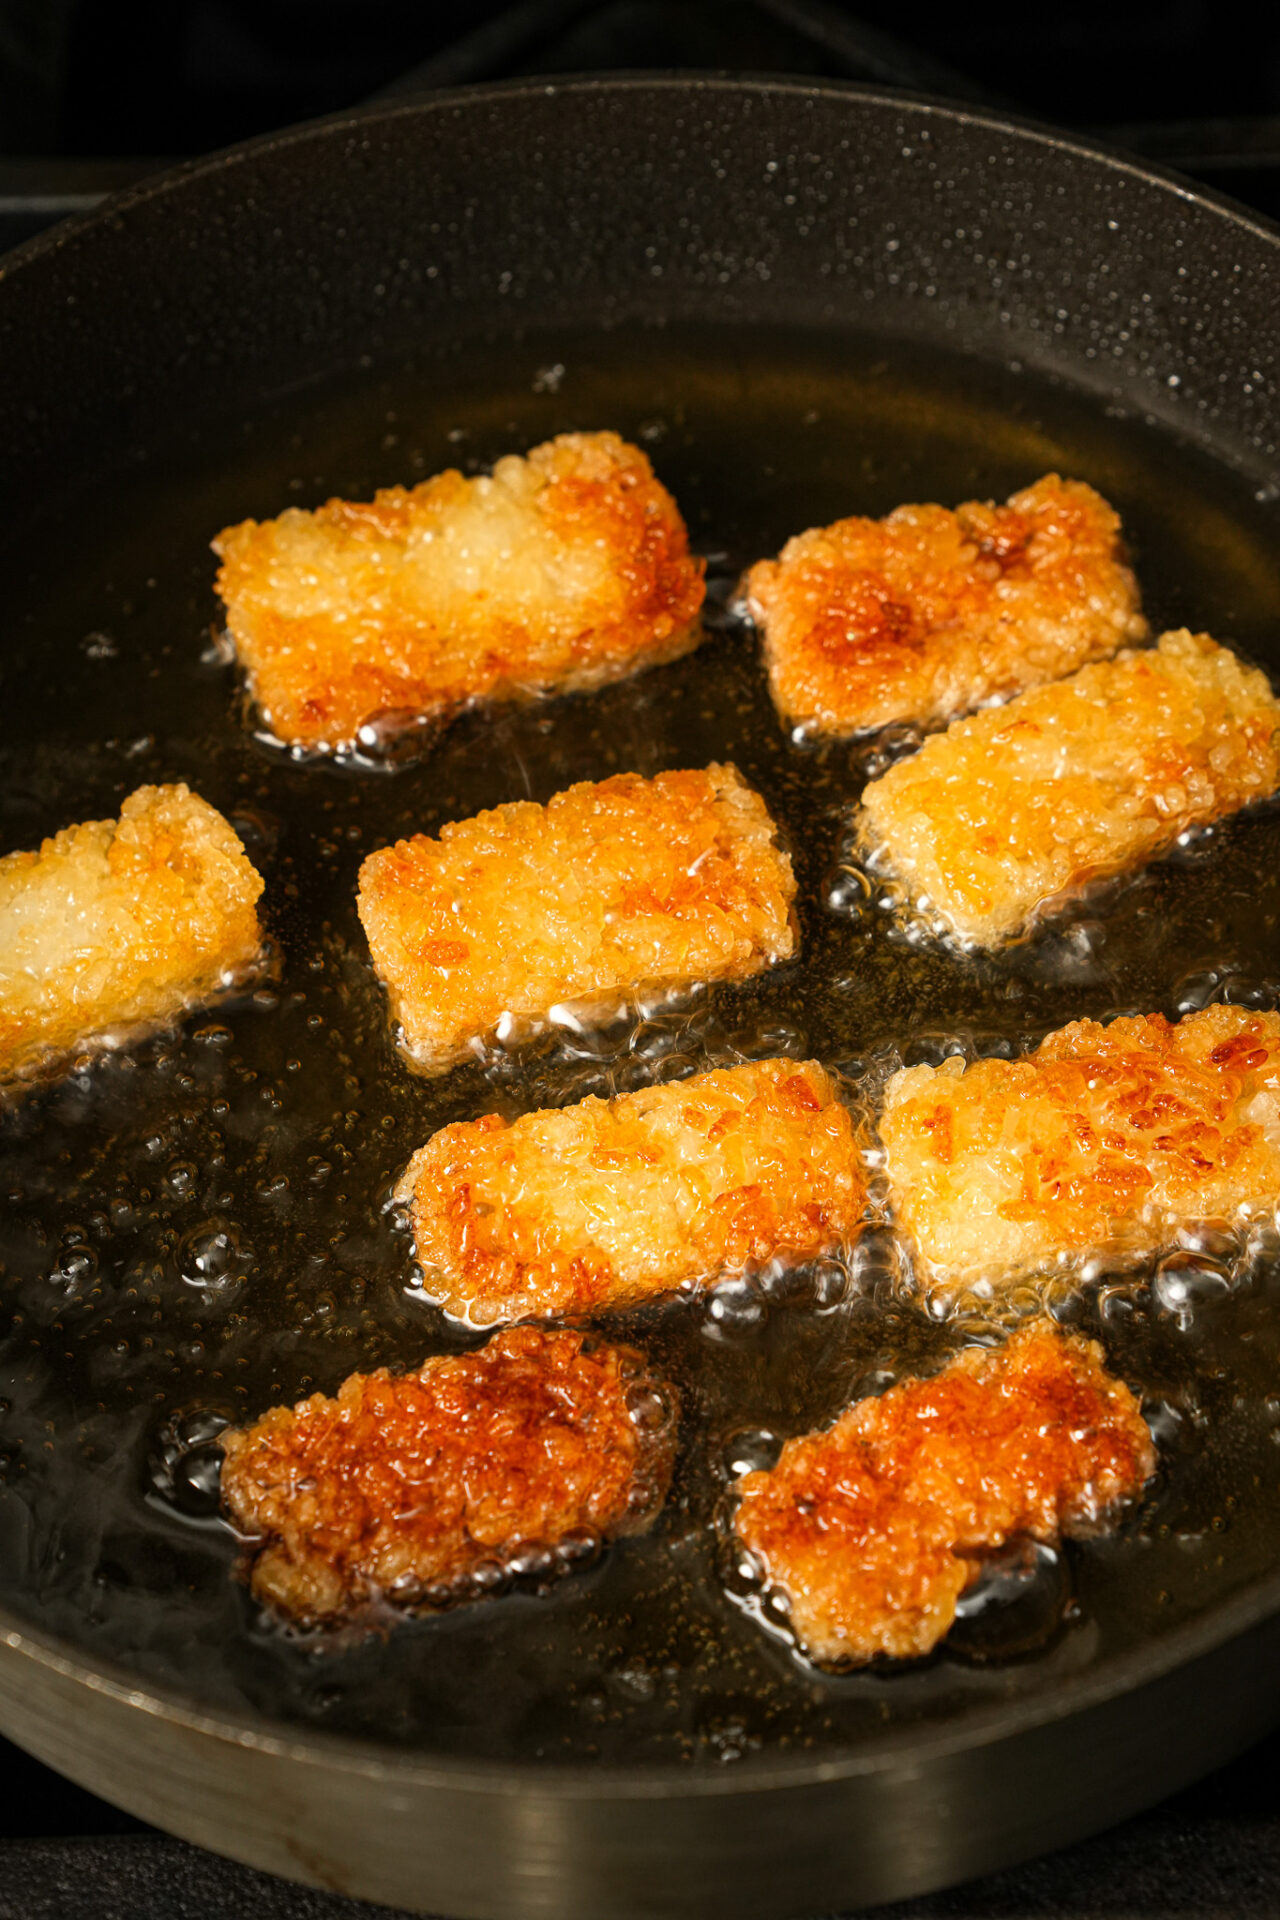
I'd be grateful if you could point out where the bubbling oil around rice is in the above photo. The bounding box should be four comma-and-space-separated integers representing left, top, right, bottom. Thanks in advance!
0, 324, 1279, 1766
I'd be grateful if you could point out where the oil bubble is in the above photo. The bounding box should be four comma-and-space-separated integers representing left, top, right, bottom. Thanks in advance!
850, 725, 924, 780
468, 1559, 511, 1597
1172, 969, 1223, 1015
609, 1662, 656, 1700
177, 1219, 253, 1293
875, 878, 910, 913
699, 1713, 763, 1763
1245, 1222, 1280, 1273
1144, 1398, 1186, 1450
724, 1550, 765, 1599
1218, 975, 1276, 1010
554, 1528, 601, 1568
824, 866, 873, 919
1026, 920, 1110, 988
755, 1257, 814, 1308
902, 1032, 970, 1070
723, 1428, 780, 1478
200, 626, 234, 668
625, 1382, 676, 1436
505, 1542, 557, 1583
702, 1279, 765, 1341
192, 1023, 233, 1047
811, 1258, 849, 1310
351, 707, 438, 769
149, 1405, 232, 1519
739, 1021, 809, 1061
849, 1227, 902, 1296
1153, 1254, 1233, 1326
1174, 1222, 1238, 1261
227, 807, 279, 862
1105, 1282, 1143, 1328
47, 1244, 99, 1300
949, 1540, 1069, 1663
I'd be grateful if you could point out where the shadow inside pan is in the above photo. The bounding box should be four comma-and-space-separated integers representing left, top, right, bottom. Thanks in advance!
2, 320, 1280, 1772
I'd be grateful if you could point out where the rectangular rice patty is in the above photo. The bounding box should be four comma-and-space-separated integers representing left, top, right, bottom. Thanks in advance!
213, 430, 706, 751
358, 763, 797, 1074
397, 1057, 866, 1325
0, 782, 264, 1084
219, 1325, 674, 1625
733, 1323, 1154, 1666
881, 1005, 1280, 1284
745, 473, 1145, 738
857, 630, 1280, 946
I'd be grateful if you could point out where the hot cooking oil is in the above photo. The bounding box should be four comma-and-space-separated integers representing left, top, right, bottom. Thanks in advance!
0, 322, 1278, 1767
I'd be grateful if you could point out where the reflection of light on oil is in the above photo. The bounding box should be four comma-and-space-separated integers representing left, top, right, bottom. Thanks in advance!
1, 320, 1279, 1762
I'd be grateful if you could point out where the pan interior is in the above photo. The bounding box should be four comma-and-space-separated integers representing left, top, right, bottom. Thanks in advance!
2, 321, 1280, 1773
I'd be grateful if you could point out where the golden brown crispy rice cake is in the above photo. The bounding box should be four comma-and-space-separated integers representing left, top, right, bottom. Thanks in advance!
734, 1324, 1154, 1666
857, 630, 1280, 946
357, 763, 797, 1074
397, 1058, 866, 1324
0, 782, 264, 1084
220, 1325, 675, 1625
214, 431, 706, 751
745, 474, 1145, 738
881, 1005, 1280, 1285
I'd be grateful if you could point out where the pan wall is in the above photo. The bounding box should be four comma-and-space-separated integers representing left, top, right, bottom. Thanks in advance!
0, 77, 1277, 524
5, 1604, 1280, 1918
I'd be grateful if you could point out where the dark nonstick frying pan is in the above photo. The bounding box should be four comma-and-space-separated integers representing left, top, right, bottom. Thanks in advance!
3, 73, 1280, 1920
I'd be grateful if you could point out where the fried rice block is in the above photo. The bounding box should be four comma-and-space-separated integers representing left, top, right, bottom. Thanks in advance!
857, 630, 1280, 946
881, 1005, 1280, 1285
734, 1323, 1154, 1666
358, 763, 797, 1074
0, 783, 264, 1084
219, 1325, 674, 1625
397, 1058, 865, 1325
213, 431, 706, 751
745, 474, 1145, 738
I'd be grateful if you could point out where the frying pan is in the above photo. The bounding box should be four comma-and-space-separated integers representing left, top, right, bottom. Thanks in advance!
3, 74, 1280, 1920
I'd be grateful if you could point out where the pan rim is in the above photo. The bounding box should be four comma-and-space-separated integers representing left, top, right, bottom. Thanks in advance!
4, 67, 1280, 1805
7, 1551, 1280, 1798
3, 69, 1280, 282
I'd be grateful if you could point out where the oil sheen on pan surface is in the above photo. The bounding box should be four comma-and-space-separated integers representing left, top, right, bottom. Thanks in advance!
2, 322, 1280, 1772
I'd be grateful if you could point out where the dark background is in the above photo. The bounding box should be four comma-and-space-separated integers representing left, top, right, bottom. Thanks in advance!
0, 0, 1275, 156
4, 0, 1280, 243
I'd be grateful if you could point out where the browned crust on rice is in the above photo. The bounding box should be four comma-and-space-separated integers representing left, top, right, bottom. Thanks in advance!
0, 782, 264, 1084
745, 474, 1145, 738
881, 1005, 1280, 1284
357, 762, 797, 1074
857, 630, 1280, 946
734, 1324, 1154, 1666
397, 1058, 866, 1324
219, 1325, 674, 1624
214, 431, 706, 750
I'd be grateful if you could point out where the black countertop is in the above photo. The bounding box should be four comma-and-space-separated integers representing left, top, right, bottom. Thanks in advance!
2, 1723, 1280, 1917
